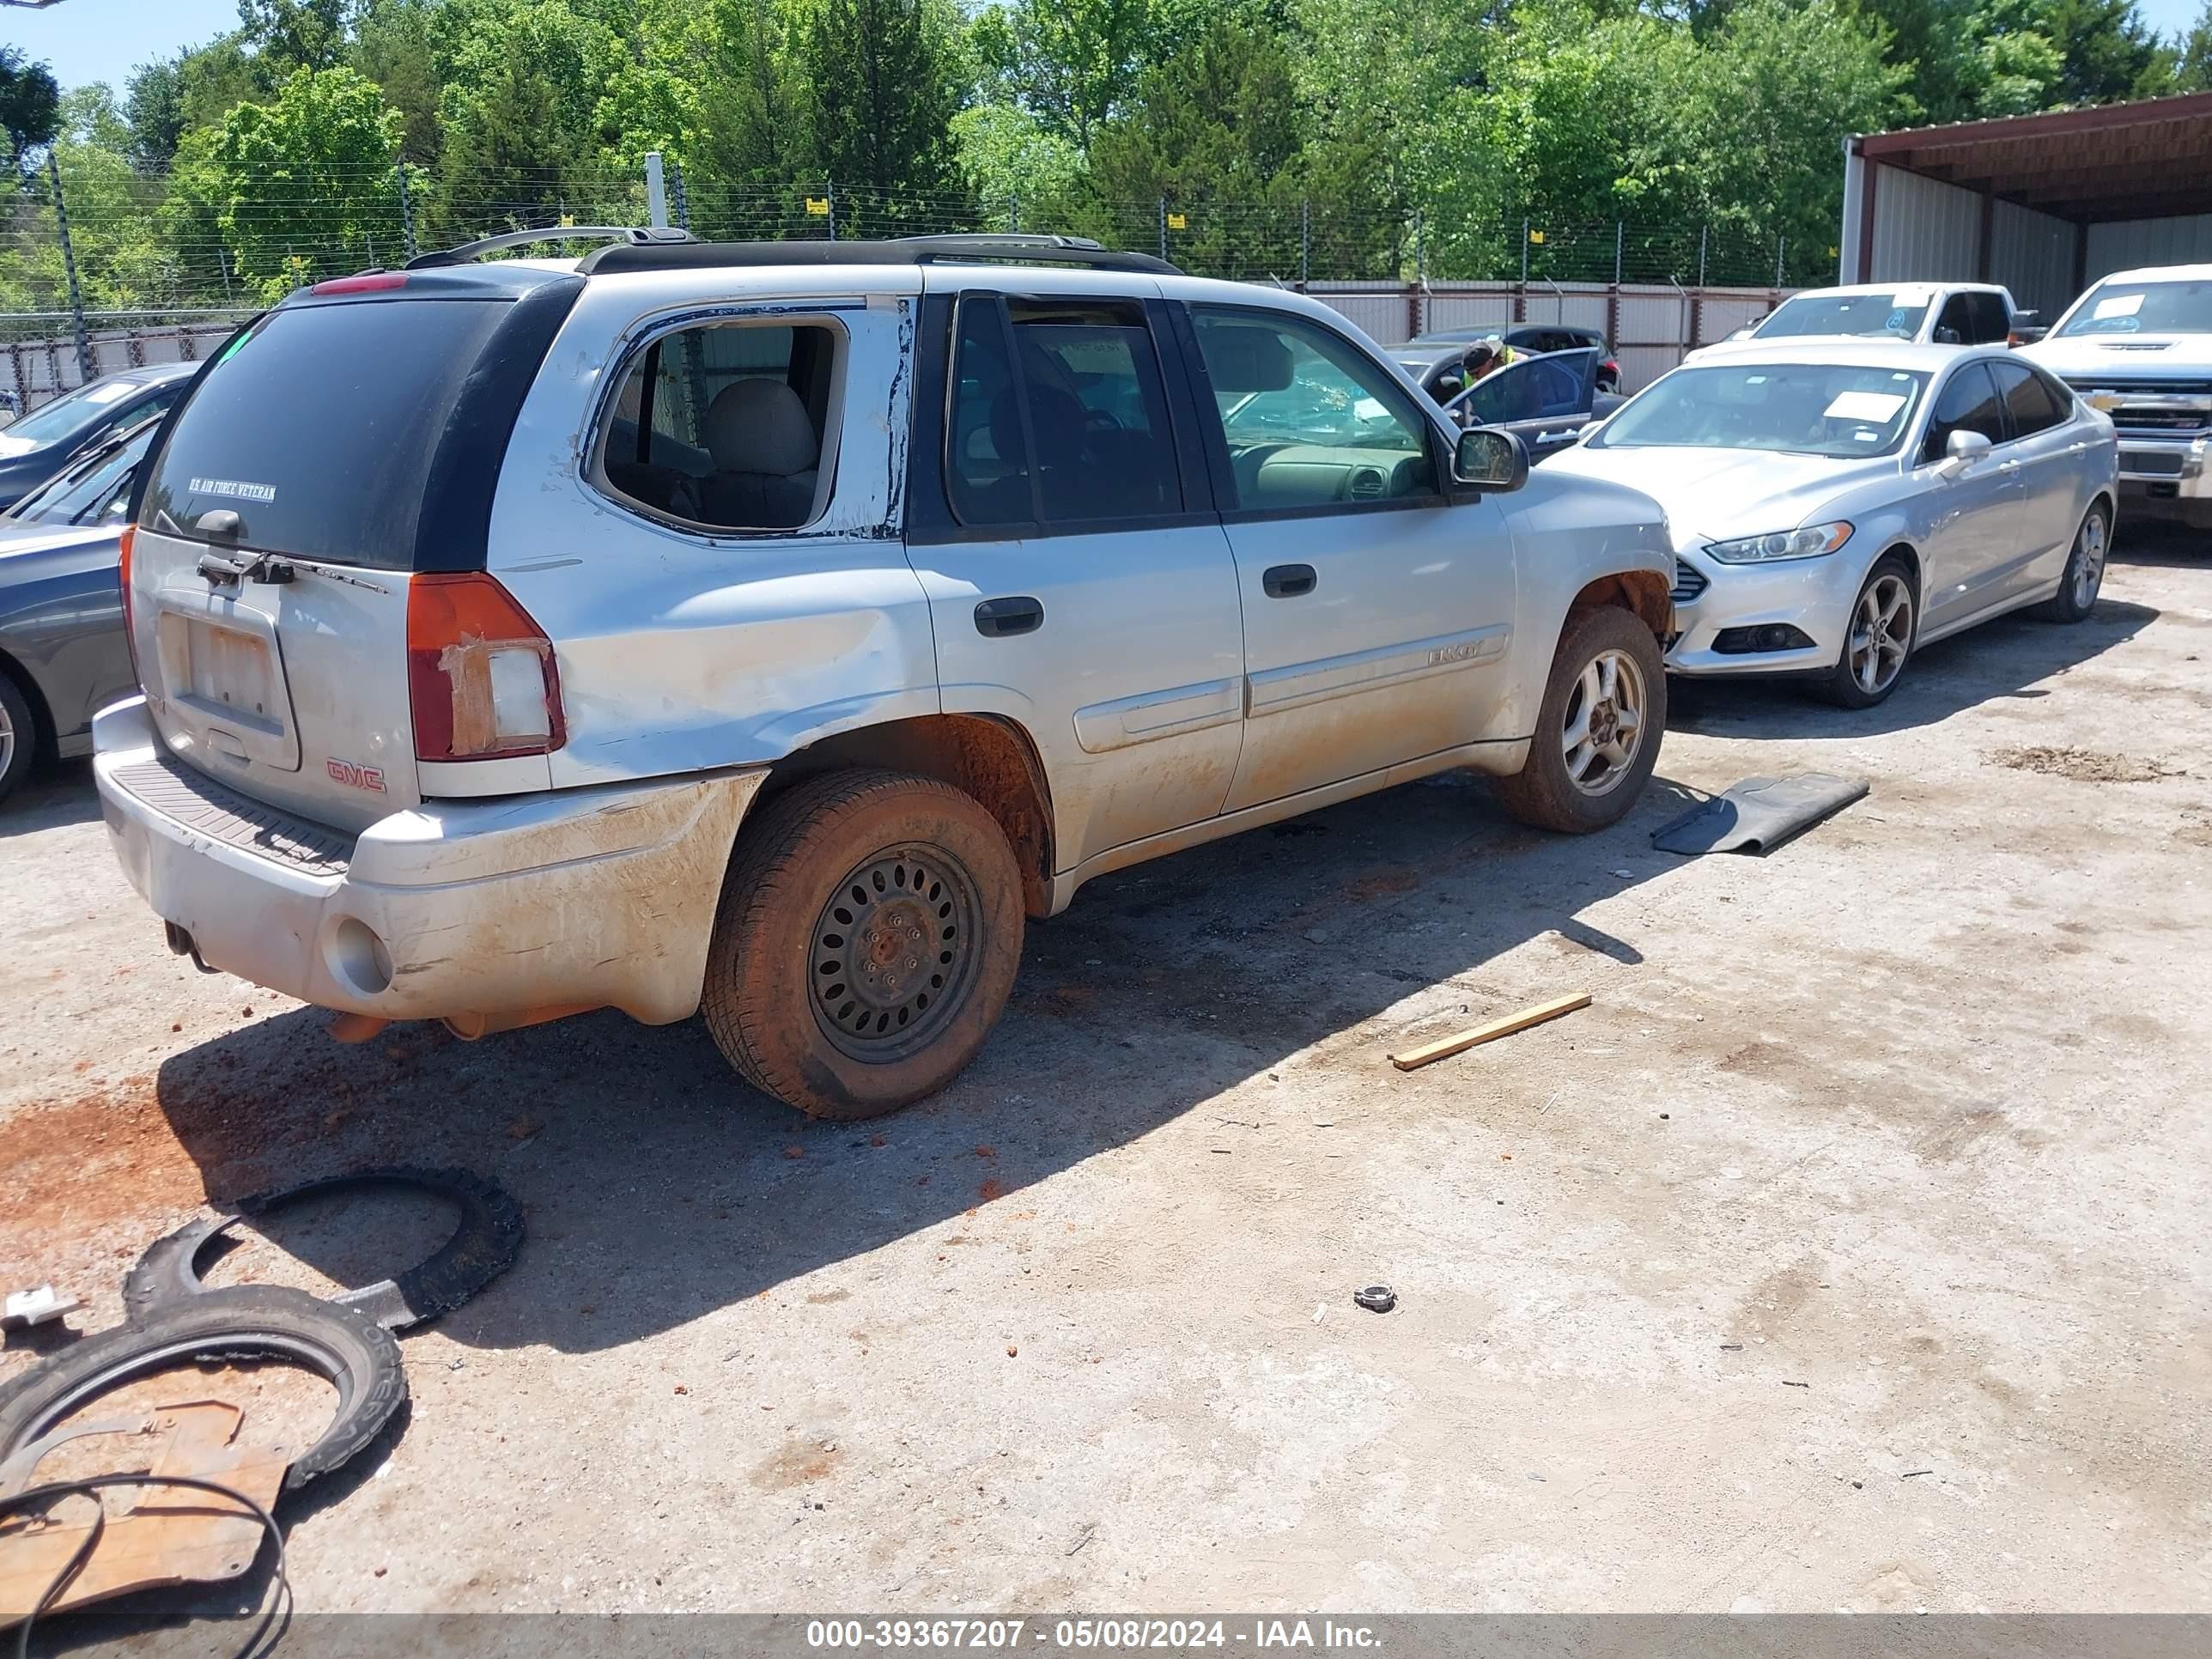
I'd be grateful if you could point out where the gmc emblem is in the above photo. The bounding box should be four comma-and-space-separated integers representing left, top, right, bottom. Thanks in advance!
326, 758, 386, 793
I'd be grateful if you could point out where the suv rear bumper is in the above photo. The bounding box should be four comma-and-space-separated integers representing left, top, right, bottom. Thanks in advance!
94, 696, 764, 1028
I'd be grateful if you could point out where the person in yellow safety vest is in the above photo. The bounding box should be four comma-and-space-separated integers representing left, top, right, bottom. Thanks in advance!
1462, 334, 1521, 382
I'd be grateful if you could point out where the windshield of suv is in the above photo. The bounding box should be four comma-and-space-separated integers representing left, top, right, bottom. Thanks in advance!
8, 421, 153, 526
1589, 362, 1929, 459
2057, 279, 2212, 337
1753, 291, 1931, 340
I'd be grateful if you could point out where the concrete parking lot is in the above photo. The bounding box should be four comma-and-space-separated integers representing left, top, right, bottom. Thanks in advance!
3, 535, 2209, 1617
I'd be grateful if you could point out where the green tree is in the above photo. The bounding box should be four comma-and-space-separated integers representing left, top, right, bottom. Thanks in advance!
949, 101, 1084, 220
2178, 0, 2212, 89
125, 57, 189, 171
431, 0, 626, 228
971, 0, 1200, 154
0, 46, 62, 181
205, 65, 413, 300
690, 0, 807, 193
1673, 0, 1911, 272
1087, 7, 1316, 273
797, 0, 962, 221
352, 0, 447, 164
239, 0, 357, 75
176, 34, 270, 134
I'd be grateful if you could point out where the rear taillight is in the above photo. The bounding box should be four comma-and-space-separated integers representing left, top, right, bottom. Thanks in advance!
405, 573, 565, 762
117, 524, 139, 680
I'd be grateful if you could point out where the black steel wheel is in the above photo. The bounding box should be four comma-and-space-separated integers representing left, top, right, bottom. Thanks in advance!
809, 847, 983, 1063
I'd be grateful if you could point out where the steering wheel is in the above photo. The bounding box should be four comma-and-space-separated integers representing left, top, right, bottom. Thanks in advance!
1084, 408, 1123, 431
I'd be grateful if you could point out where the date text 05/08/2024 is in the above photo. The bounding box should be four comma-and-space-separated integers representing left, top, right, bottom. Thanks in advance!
805, 1620, 1383, 1651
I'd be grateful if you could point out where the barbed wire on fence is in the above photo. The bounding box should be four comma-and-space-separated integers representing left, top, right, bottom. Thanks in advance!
1, 150, 1838, 325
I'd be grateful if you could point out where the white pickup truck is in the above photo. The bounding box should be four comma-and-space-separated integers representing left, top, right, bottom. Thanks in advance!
2022, 264, 2212, 532
1692, 282, 2027, 362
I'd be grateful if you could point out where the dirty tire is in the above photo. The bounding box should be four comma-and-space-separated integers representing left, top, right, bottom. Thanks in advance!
122, 1166, 526, 1332
1492, 605, 1666, 835
0, 1285, 406, 1492
701, 769, 1024, 1120
1815, 554, 1917, 708
2034, 501, 2110, 623
0, 672, 35, 807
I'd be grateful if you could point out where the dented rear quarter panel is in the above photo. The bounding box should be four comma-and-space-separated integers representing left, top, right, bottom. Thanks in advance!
484, 268, 938, 790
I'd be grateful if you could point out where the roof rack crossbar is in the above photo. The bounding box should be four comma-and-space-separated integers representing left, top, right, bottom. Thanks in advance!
407, 225, 699, 270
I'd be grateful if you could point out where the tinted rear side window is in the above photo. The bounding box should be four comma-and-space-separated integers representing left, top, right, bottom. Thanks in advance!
1923, 362, 2005, 462
142, 298, 516, 569
1992, 361, 2065, 436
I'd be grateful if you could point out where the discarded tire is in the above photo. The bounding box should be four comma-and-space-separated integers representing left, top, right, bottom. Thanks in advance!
124, 1166, 524, 1332
0, 1285, 406, 1492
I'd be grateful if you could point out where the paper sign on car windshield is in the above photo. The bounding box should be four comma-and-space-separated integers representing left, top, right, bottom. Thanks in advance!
1824, 391, 1907, 422
2093, 293, 2145, 319
82, 380, 137, 405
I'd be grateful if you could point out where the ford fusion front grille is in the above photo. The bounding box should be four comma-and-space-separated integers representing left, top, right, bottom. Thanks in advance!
1671, 559, 1708, 604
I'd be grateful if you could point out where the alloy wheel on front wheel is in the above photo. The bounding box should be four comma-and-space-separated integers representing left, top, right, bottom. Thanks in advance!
0, 698, 15, 787
810, 847, 982, 1062
1561, 647, 1648, 797
2072, 509, 2107, 611
1848, 573, 1912, 696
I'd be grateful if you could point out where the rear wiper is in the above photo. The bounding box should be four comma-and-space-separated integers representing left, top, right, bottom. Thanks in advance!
195, 545, 386, 592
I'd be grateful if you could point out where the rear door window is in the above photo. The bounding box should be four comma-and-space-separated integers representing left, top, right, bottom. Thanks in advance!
1991, 361, 2066, 438
596, 319, 841, 531
1923, 362, 2006, 461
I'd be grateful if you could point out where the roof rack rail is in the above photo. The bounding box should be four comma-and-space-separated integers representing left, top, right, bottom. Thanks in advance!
407, 225, 699, 270
576, 234, 1180, 277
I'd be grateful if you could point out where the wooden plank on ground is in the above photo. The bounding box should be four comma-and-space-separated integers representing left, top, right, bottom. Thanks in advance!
1388, 991, 1591, 1072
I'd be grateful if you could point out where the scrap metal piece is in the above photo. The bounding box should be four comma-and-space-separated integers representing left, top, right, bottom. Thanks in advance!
1, 1287, 81, 1329
125, 1165, 525, 1332
0, 1400, 286, 1622
1353, 1285, 1398, 1314
1650, 773, 1870, 856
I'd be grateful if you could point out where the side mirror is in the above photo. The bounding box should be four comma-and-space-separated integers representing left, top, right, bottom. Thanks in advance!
1937, 428, 1991, 478
1935, 327, 1962, 345
1455, 427, 1529, 493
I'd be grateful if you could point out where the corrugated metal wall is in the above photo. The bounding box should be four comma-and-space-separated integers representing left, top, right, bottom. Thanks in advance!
1990, 199, 2080, 319
1857, 163, 2081, 321
2085, 215, 2212, 283
1867, 166, 1979, 283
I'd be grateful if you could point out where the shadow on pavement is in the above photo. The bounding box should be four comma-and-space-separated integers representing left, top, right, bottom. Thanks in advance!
1668, 596, 2157, 741
149, 768, 1699, 1358
0, 757, 97, 837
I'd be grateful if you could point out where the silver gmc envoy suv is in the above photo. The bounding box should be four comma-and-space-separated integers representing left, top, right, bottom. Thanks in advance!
98, 230, 1674, 1119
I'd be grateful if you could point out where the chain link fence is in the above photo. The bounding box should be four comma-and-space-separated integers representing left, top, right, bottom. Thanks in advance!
0, 150, 1832, 406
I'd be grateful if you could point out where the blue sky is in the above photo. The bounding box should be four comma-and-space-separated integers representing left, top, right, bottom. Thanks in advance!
4, 0, 238, 94
1, 0, 2204, 97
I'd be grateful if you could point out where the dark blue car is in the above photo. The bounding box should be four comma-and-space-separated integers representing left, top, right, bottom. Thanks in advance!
0, 362, 193, 513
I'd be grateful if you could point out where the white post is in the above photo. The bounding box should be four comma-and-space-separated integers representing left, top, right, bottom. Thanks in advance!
645, 151, 668, 229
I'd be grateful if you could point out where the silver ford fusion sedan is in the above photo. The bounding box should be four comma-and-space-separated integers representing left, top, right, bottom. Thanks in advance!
1547, 343, 2118, 706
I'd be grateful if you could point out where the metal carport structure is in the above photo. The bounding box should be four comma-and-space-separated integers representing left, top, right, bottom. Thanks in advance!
1838, 93, 2212, 322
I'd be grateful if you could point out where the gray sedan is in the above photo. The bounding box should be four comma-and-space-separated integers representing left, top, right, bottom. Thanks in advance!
0, 418, 153, 803
1547, 343, 2119, 706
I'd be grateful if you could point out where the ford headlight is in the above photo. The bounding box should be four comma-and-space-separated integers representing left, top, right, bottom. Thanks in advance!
1703, 521, 1852, 563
